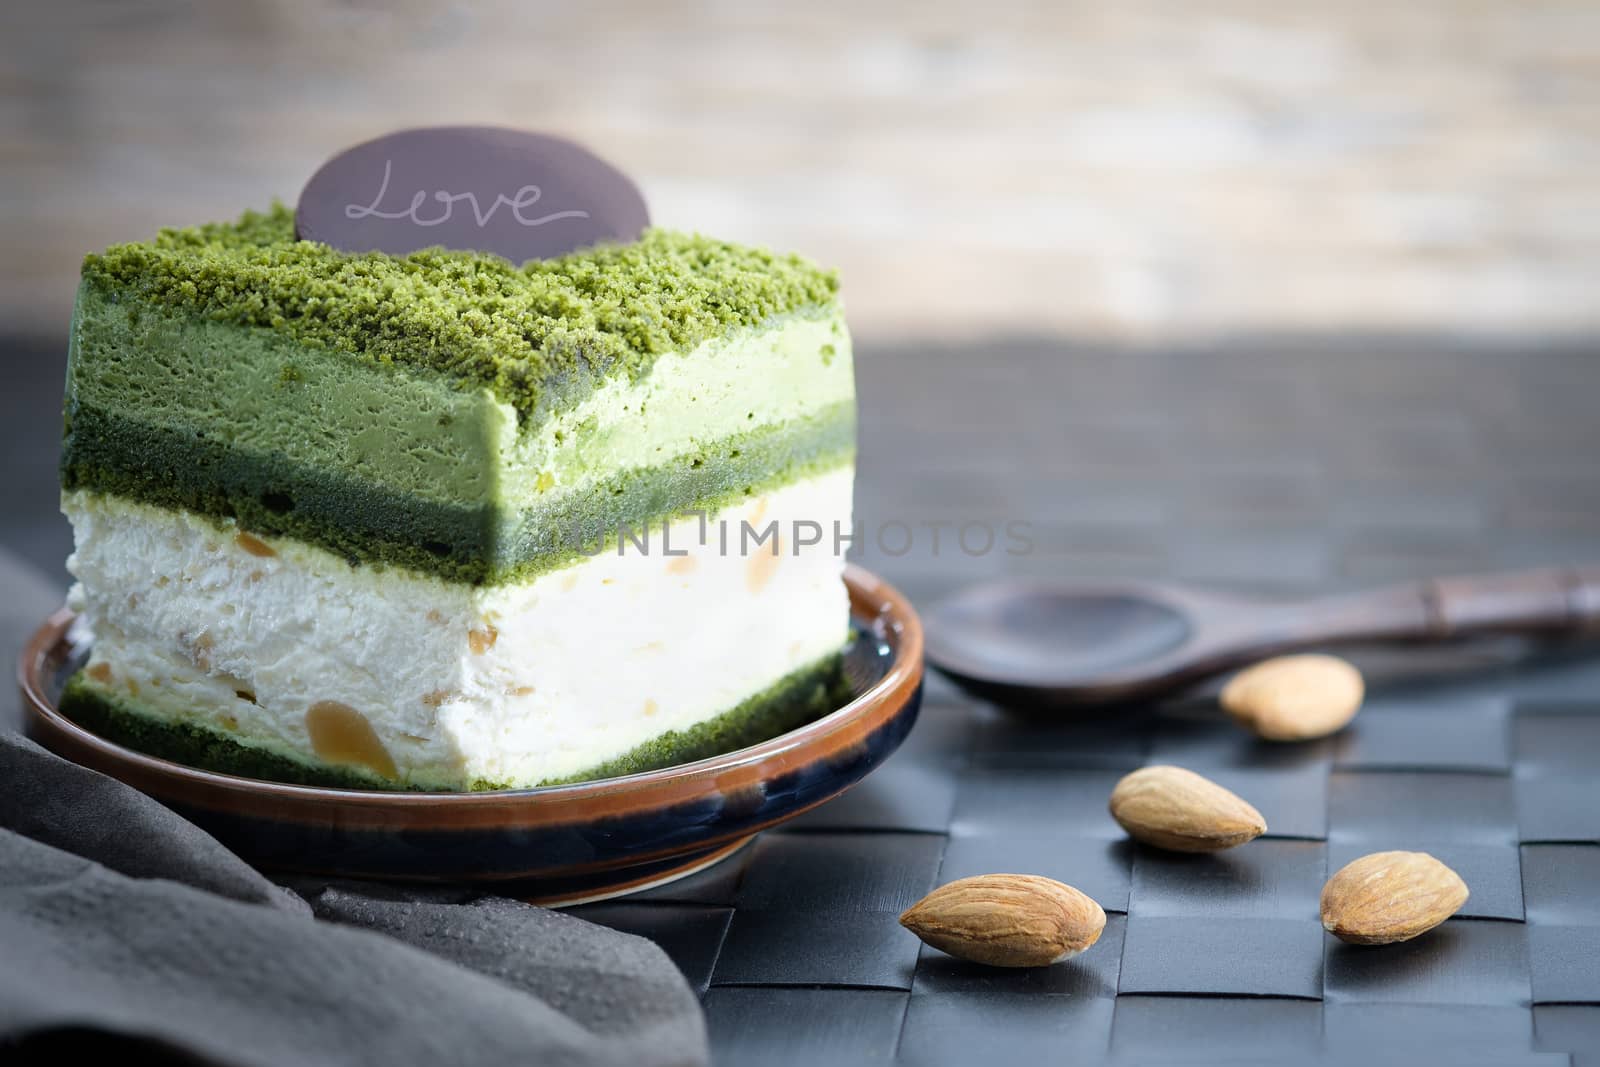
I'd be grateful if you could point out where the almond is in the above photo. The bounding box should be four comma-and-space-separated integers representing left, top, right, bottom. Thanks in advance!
1108, 765, 1267, 852
899, 874, 1106, 967
1220, 653, 1364, 741
1321, 850, 1468, 945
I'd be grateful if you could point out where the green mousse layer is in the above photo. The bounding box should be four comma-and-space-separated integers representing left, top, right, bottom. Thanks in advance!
79, 204, 839, 423
60, 652, 850, 791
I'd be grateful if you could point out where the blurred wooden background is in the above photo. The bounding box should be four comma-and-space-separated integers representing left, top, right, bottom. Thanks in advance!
4, 0, 1599, 341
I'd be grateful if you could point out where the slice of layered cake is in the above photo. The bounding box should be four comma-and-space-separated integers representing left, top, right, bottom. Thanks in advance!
59, 205, 855, 789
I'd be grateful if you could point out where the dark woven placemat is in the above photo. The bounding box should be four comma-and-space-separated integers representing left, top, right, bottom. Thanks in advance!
3, 334, 1597, 1064
567, 336, 1600, 1066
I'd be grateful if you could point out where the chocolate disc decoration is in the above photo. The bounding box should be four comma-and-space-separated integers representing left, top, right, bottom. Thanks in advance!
295, 126, 648, 263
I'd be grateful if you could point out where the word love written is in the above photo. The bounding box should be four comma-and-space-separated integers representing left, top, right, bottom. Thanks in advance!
345, 159, 591, 229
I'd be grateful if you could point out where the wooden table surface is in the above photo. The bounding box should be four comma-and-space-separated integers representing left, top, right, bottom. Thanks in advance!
7, 0, 1600, 342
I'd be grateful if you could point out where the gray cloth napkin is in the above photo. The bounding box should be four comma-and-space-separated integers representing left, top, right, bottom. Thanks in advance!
0, 727, 708, 1067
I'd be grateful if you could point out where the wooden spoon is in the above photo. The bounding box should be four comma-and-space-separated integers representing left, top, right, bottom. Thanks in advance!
924, 566, 1600, 710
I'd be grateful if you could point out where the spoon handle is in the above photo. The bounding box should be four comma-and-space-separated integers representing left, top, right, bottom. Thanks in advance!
1427, 566, 1600, 636
1288, 565, 1600, 645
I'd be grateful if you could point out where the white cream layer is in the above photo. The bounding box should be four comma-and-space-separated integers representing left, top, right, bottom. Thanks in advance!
63, 467, 853, 789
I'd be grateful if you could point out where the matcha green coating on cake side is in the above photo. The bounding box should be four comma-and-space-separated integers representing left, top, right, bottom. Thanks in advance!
80, 204, 839, 422
60, 651, 850, 791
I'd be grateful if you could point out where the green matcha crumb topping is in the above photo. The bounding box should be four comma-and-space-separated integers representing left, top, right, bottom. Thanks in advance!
80, 204, 840, 421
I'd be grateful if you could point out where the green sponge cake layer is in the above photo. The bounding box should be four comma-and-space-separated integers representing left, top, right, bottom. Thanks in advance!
65, 210, 854, 583
63, 396, 853, 583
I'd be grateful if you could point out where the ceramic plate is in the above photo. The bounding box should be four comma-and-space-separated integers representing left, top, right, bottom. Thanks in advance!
18, 564, 922, 905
